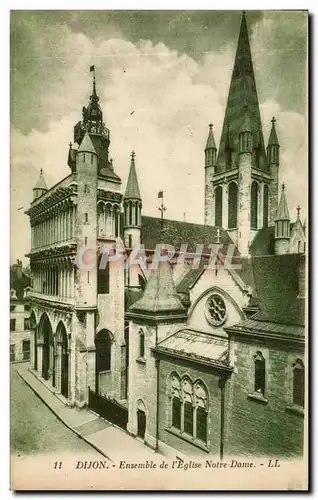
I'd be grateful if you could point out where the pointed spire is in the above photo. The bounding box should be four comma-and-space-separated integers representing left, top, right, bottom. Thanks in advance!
276, 183, 290, 220
268, 116, 280, 146
33, 168, 48, 191
78, 132, 97, 154
205, 124, 216, 150
124, 150, 141, 200
130, 260, 185, 314
217, 11, 265, 167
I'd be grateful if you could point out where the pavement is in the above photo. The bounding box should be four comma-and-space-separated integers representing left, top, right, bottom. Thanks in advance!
17, 364, 161, 463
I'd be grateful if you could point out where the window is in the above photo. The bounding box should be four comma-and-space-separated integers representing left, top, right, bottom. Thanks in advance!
22, 340, 30, 360
10, 319, 16, 332
10, 305, 16, 312
139, 330, 145, 358
84, 236, 87, 246
169, 375, 208, 444
205, 294, 227, 326
95, 330, 112, 372
214, 186, 222, 227
293, 360, 304, 407
91, 154, 94, 164
24, 304, 31, 311
24, 318, 30, 330
98, 256, 110, 294
251, 181, 258, 229
85, 213, 88, 223
172, 397, 181, 430
83, 153, 86, 163
263, 185, 269, 228
84, 184, 88, 193
228, 182, 238, 229
254, 351, 265, 396
128, 235, 132, 249
10, 344, 15, 362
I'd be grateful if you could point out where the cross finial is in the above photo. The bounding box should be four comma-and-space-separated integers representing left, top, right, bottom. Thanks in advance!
40, 168, 43, 175
69, 141, 72, 149
209, 123, 213, 130
131, 150, 135, 160
282, 183, 285, 191
271, 116, 276, 125
296, 205, 301, 218
216, 228, 221, 244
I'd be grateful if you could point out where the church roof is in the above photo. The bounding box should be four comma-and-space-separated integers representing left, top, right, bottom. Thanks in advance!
276, 184, 290, 220
216, 12, 266, 170
154, 328, 230, 369
141, 216, 234, 253
78, 132, 97, 154
205, 124, 216, 150
130, 260, 185, 314
34, 169, 47, 191
124, 152, 141, 200
225, 253, 305, 339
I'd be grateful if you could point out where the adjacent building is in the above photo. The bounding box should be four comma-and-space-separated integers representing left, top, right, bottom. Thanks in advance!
10, 260, 32, 362
25, 12, 307, 457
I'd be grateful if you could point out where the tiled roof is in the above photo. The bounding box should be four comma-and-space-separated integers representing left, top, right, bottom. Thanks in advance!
140, 215, 234, 253
125, 288, 143, 310
10, 268, 32, 300
226, 317, 304, 339
130, 261, 185, 314
249, 226, 275, 256
251, 253, 305, 326
156, 328, 229, 367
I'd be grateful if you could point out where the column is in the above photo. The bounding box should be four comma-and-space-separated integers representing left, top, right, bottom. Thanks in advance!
70, 206, 73, 239
56, 344, 62, 392
222, 183, 229, 230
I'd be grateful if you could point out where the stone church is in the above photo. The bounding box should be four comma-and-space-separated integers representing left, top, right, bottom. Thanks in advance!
26, 12, 306, 458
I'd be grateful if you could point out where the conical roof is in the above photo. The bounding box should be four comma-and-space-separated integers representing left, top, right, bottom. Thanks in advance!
217, 12, 266, 168
276, 184, 290, 221
33, 169, 47, 191
124, 151, 141, 200
130, 260, 185, 314
268, 117, 280, 146
78, 132, 97, 154
241, 105, 252, 133
205, 124, 216, 150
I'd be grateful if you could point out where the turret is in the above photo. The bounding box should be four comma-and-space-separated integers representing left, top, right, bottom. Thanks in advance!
275, 183, 290, 255
124, 151, 142, 288
267, 117, 280, 225
204, 124, 217, 226
33, 169, 48, 200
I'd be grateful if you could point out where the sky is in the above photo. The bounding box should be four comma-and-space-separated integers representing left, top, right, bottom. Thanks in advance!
10, 10, 308, 264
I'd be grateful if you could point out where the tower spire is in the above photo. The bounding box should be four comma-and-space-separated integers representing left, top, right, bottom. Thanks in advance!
217, 11, 265, 169
124, 150, 141, 200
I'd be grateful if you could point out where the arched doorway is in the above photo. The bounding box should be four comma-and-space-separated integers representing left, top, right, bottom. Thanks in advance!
30, 311, 37, 371
39, 313, 53, 381
95, 329, 112, 393
57, 322, 69, 398
136, 399, 146, 440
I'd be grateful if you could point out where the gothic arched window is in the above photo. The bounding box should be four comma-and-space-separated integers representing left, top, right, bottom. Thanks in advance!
228, 182, 238, 229
254, 351, 265, 396
293, 360, 304, 407
263, 184, 269, 228
139, 329, 145, 359
215, 186, 223, 227
194, 382, 208, 443
95, 330, 112, 372
171, 374, 181, 430
182, 378, 194, 436
251, 181, 258, 229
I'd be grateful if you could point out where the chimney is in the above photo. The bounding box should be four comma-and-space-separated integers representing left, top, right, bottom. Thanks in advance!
16, 259, 23, 280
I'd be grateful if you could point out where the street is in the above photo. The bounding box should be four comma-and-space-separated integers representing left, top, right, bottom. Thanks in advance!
10, 363, 102, 457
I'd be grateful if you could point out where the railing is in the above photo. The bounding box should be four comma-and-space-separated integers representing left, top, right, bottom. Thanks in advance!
88, 388, 128, 429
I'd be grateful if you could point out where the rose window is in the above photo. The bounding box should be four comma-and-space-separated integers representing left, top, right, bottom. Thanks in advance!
206, 294, 227, 326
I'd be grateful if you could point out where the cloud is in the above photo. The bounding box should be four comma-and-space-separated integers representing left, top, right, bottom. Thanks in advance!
11, 17, 307, 263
